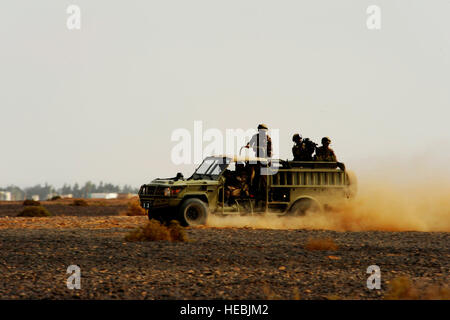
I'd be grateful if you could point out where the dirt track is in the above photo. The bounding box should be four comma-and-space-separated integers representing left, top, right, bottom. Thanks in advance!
0, 215, 448, 299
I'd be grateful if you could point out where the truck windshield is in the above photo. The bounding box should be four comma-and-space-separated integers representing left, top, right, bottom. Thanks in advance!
191, 157, 230, 180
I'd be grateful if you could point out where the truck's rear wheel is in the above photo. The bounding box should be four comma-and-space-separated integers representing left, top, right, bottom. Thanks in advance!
178, 198, 208, 226
288, 198, 321, 216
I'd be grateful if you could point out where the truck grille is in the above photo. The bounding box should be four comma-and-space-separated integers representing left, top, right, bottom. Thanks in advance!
142, 186, 165, 196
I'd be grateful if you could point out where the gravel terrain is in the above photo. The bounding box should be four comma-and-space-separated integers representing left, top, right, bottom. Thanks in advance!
0, 216, 448, 299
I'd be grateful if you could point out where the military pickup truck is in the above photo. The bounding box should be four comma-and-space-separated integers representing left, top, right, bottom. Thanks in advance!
138, 156, 357, 226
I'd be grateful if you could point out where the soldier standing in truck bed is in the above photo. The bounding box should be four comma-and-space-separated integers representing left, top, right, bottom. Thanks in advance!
315, 137, 337, 162
245, 124, 272, 205
245, 124, 272, 158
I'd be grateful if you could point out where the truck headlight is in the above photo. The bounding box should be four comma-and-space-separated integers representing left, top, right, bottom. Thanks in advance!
170, 187, 184, 196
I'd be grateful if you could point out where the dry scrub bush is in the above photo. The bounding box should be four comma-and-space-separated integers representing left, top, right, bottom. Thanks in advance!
17, 206, 51, 217
385, 277, 450, 300
167, 220, 188, 242
304, 237, 338, 251
125, 220, 188, 242
121, 199, 146, 216
72, 199, 89, 206
23, 199, 40, 206
262, 285, 282, 300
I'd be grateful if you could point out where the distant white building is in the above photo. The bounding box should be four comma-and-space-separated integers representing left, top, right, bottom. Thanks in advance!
0, 191, 12, 201
88, 193, 118, 199
31, 195, 40, 201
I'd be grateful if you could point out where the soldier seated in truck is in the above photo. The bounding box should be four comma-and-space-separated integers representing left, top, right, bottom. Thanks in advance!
223, 162, 250, 205
314, 137, 346, 170
223, 169, 238, 203
314, 137, 337, 162
291, 134, 317, 168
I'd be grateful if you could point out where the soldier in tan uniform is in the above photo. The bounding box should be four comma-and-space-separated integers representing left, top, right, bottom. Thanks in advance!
245, 124, 272, 158
314, 137, 337, 162
244, 124, 272, 204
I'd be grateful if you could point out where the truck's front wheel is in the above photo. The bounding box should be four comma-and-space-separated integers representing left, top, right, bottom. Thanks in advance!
178, 198, 208, 226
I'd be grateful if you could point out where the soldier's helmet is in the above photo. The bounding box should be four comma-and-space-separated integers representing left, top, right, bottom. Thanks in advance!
292, 133, 302, 142
257, 124, 268, 130
321, 137, 331, 144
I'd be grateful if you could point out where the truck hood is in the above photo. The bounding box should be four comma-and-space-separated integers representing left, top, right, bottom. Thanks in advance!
144, 178, 219, 187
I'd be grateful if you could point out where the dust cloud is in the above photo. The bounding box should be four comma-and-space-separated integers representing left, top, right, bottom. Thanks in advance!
206, 163, 450, 232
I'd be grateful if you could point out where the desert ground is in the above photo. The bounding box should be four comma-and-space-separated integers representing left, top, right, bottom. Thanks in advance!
0, 199, 448, 300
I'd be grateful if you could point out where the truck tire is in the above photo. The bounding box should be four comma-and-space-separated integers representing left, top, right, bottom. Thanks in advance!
178, 198, 208, 226
288, 198, 321, 216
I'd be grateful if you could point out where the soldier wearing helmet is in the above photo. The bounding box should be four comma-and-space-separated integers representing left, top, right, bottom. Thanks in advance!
292, 133, 305, 161
292, 133, 316, 161
245, 124, 272, 158
314, 137, 337, 162
292, 133, 302, 143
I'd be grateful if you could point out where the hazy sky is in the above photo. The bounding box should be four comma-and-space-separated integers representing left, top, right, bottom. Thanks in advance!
1, 0, 449, 188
